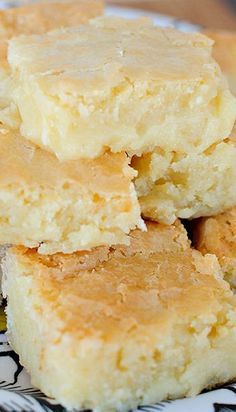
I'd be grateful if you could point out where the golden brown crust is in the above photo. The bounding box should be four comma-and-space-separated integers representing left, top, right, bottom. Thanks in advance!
4, 221, 236, 410
16, 220, 188, 274
8, 221, 230, 339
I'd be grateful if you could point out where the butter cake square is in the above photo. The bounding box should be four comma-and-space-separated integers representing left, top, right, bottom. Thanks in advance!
3, 221, 236, 410
0, 127, 143, 254
8, 17, 236, 160
133, 125, 236, 223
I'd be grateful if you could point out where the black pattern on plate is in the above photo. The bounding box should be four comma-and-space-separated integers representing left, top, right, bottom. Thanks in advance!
214, 404, 236, 412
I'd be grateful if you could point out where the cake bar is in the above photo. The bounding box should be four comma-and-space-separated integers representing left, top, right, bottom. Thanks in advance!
0, 127, 143, 254
3, 221, 236, 411
133, 125, 236, 223
8, 17, 236, 160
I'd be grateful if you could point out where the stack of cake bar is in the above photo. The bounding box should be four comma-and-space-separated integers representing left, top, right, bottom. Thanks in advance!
0, 1, 236, 410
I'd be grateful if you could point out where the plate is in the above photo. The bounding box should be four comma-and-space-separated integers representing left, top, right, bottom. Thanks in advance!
0, 5, 236, 412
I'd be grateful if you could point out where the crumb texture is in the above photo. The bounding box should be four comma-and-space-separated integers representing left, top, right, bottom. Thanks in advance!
0, 128, 143, 254
133, 126, 236, 223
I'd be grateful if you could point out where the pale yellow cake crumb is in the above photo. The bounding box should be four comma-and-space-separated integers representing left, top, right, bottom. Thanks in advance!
132, 125, 236, 224
0, 127, 143, 254
3, 221, 236, 411
204, 30, 236, 95
194, 207, 236, 289
7, 17, 236, 160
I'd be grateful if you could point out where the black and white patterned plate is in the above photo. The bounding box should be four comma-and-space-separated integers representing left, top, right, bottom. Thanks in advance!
0, 4, 235, 411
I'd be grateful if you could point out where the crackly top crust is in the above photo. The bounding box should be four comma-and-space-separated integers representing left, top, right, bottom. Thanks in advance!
7, 221, 232, 340
8, 16, 215, 88
7, 17, 236, 162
